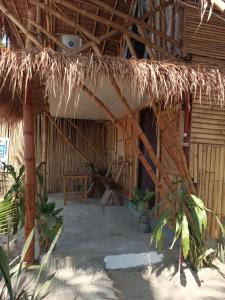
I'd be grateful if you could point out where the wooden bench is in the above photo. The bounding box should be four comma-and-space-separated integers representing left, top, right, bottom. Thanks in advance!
63, 175, 88, 206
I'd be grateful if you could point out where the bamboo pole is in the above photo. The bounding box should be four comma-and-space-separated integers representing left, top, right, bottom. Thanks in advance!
102, 0, 119, 54
50, 0, 177, 59
161, 114, 196, 193
55, 8, 163, 55
89, 36, 174, 192
46, 113, 92, 164
0, 1, 43, 48
152, 103, 195, 192
137, 25, 155, 58
30, 0, 101, 44
26, 7, 36, 48
5, 17, 24, 48
87, 0, 180, 47
23, 83, 36, 265
79, 83, 167, 198
124, 35, 138, 58
28, 18, 72, 52
109, 76, 176, 193
67, 119, 108, 167
41, 114, 48, 196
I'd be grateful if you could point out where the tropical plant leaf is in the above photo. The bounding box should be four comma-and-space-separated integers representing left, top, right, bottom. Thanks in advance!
13, 228, 35, 296
0, 246, 13, 300
190, 194, 205, 209
151, 209, 170, 247
170, 211, 183, 249
181, 214, 190, 259
18, 165, 25, 180
32, 226, 63, 300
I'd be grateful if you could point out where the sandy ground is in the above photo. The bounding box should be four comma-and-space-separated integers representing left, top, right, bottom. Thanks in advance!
108, 261, 225, 300
1, 195, 225, 300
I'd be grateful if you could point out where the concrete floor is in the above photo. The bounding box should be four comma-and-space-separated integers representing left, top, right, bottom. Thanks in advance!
46, 193, 152, 300
51, 193, 150, 258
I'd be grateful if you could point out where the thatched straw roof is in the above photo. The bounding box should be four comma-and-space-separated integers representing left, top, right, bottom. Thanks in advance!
1, 48, 225, 122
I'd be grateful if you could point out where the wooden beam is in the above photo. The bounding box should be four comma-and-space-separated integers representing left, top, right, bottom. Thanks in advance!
26, 7, 36, 48
6, 18, 24, 48
51, 0, 177, 59
28, 18, 71, 51
23, 83, 36, 265
124, 35, 137, 58
87, 0, 181, 48
0, 1, 43, 48
102, 0, 119, 54
30, 0, 101, 44
8, 0, 24, 47
62, 9, 164, 55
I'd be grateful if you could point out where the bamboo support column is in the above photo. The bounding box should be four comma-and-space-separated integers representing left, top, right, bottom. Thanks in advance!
41, 114, 48, 196
24, 83, 36, 265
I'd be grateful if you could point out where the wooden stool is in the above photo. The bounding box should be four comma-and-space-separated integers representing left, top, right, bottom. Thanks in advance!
63, 175, 88, 205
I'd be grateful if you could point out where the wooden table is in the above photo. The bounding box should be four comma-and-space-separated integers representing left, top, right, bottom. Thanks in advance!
63, 175, 88, 205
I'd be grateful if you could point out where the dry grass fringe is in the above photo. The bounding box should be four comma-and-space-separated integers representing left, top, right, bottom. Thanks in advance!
0, 48, 225, 122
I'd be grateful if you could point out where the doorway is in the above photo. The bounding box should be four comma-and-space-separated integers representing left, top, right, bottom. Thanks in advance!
138, 108, 157, 207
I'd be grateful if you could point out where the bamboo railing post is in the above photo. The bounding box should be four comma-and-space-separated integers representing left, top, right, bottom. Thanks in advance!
108, 76, 176, 193
23, 82, 36, 265
152, 103, 196, 194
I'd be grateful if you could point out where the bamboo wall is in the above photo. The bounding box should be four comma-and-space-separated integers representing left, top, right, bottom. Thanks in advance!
158, 108, 181, 214
108, 114, 138, 198
0, 122, 24, 170
36, 116, 109, 193
189, 94, 225, 237
183, 7, 225, 238
0, 116, 135, 197
183, 6, 225, 60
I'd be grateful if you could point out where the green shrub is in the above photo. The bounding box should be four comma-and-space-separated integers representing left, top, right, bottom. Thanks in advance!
151, 181, 225, 270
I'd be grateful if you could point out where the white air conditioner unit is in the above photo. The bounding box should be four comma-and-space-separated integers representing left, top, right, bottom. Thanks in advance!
60, 35, 82, 52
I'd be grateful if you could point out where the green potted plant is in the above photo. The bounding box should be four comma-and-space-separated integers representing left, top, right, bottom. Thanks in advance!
132, 188, 155, 233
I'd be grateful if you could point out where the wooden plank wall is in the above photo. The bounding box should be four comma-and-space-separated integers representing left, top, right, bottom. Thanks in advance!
189, 94, 225, 237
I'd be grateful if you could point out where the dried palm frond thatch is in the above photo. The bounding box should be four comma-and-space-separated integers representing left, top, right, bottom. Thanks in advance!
1, 48, 225, 123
